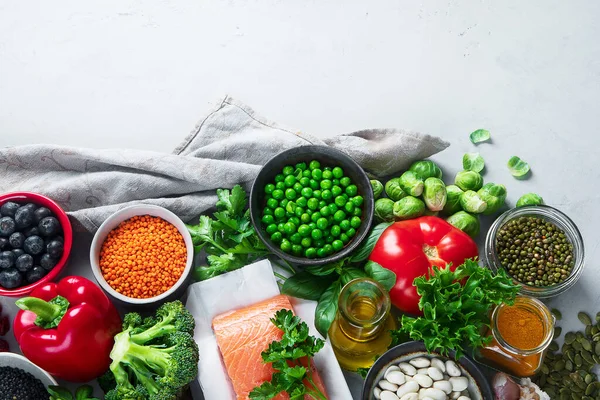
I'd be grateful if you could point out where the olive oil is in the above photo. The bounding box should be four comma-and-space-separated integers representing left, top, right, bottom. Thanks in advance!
329, 278, 396, 371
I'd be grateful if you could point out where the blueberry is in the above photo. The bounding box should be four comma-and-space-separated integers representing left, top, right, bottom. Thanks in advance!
9, 232, 25, 249
46, 240, 64, 259
34, 207, 52, 223
23, 236, 44, 256
40, 254, 57, 271
52, 235, 64, 243
0, 268, 23, 289
38, 217, 61, 237
15, 254, 33, 273
14, 206, 34, 229
0, 251, 15, 269
26, 266, 45, 284
0, 217, 16, 237
23, 226, 40, 237
11, 249, 24, 258
0, 202, 20, 217
0, 238, 7, 251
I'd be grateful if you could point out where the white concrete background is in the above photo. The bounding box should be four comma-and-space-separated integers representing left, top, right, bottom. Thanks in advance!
1, 0, 600, 398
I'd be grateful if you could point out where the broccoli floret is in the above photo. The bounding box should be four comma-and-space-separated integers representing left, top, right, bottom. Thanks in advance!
101, 301, 199, 400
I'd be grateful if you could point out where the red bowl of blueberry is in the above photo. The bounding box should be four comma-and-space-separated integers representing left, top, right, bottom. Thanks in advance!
0, 192, 72, 296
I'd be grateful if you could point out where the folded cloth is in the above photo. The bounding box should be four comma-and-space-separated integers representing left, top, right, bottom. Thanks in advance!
0, 96, 449, 232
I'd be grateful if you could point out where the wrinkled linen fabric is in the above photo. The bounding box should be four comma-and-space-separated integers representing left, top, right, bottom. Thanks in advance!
0, 96, 449, 232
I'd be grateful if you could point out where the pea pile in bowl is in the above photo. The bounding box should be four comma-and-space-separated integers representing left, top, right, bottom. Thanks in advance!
260, 160, 364, 259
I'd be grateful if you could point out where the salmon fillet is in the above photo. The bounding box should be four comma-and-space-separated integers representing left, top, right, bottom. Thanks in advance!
212, 295, 327, 400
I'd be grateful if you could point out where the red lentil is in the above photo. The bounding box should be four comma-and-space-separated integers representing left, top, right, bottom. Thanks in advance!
99, 215, 187, 299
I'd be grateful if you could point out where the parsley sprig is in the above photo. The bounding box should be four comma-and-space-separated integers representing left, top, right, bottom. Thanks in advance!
249, 309, 327, 400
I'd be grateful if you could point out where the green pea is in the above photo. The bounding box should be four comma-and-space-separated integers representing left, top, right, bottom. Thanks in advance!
296, 162, 307, 171
284, 222, 297, 235
301, 187, 313, 198
274, 207, 285, 219
292, 245, 303, 255
282, 165, 294, 175
275, 174, 284, 183
265, 183, 275, 194
321, 189, 332, 201
293, 182, 303, 193
315, 239, 326, 248
339, 220, 350, 231
318, 200, 327, 209
296, 197, 307, 207
347, 227, 357, 237
262, 214, 275, 225
345, 184, 358, 196
322, 169, 333, 180
294, 207, 304, 217
352, 196, 364, 207
320, 206, 331, 217
280, 239, 292, 253
306, 209, 313, 216
334, 196, 347, 207
353, 207, 362, 217
305, 247, 317, 258
267, 198, 279, 209
324, 166, 331, 171
286, 201, 296, 213
323, 244, 333, 255
313, 190, 322, 199
298, 224, 311, 237
332, 167, 344, 179
301, 237, 312, 248
299, 177, 310, 186
311, 229, 323, 240
340, 233, 350, 243
333, 210, 346, 223
316, 217, 329, 230
308, 160, 320, 170
311, 169, 323, 180
289, 217, 300, 226
286, 212, 294, 219
317, 248, 327, 258
330, 225, 341, 237
277, 223, 285, 233
275, 181, 285, 190
272, 189, 284, 200
325, 235, 334, 244
308, 222, 316, 230
263, 207, 273, 216
331, 185, 343, 197
309, 179, 319, 190
320, 179, 332, 190
266, 224, 278, 234
332, 240, 344, 251
328, 203, 339, 214
271, 231, 283, 243
311, 212, 322, 223
303, 170, 311, 178
344, 202, 354, 214
300, 213, 311, 223
284, 175, 296, 187
350, 216, 361, 229
290, 233, 302, 244
285, 188, 297, 200
280, 199, 289, 207
307, 198, 319, 210
340, 176, 351, 187
333, 179, 340, 185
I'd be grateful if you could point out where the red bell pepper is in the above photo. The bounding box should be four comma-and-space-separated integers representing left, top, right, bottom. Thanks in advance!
13, 276, 121, 382
369, 216, 479, 315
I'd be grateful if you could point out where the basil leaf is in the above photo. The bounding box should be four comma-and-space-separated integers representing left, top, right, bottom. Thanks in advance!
282, 272, 335, 301
341, 267, 368, 286
305, 261, 341, 276
350, 222, 391, 262
364, 261, 396, 291
315, 280, 341, 338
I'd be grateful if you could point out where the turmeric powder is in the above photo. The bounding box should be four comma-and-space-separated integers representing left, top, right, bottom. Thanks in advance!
497, 305, 544, 350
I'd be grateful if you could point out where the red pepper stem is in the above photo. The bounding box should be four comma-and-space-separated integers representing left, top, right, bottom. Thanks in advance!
15, 296, 66, 324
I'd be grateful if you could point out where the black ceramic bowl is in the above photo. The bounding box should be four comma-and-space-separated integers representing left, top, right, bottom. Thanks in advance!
362, 341, 494, 400
250, 145, 374, 266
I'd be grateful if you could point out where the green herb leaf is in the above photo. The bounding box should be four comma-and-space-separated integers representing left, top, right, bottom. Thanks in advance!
356, 367, 370, 378
48, 386, 73, 400
364, 261, 396, 291
507, 156, 530, 177
315, 280, 342, 338
305, 262, 340, 276
341, 267, 367, 285
281, 272, 336, 301
469, 129, 491, 144
350, 222, 391, 262
462, 153, 485, 173
75, 385, 98, 400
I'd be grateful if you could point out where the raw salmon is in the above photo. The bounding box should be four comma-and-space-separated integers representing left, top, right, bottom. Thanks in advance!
212, 294, 328, 400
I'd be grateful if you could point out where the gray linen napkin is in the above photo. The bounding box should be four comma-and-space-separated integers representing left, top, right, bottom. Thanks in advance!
0, 96, 449, 232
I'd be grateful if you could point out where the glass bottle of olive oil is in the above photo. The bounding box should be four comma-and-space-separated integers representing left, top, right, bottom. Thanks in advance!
328, 278, 396, 371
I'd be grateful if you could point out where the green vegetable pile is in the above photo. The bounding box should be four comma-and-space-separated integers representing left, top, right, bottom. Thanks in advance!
392, 259, 520, 357
48, 385, 100, 400
98, 301, 199, 400
250, 309, 327, 400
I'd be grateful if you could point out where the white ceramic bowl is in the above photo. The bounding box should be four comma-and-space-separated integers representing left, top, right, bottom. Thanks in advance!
90, 205, 194, 306
0, 352, 57, 386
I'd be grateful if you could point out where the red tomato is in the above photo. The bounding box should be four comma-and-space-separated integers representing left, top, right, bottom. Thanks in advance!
369, 216, 478, 315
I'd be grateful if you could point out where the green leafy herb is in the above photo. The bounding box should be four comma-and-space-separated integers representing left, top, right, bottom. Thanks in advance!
507, 156, 530, 178
341, 267, 367, 285
315, 280, 342, 338
395, 259, 520, 358
364, 261, 396, 291
249, 309, 327, 400
462, 152, 485, 173
356, 367, 370, 379
469, 129, 491, 144
187, 185, 269, 280
48, 385, 100, 400
350, 222, 391, 262
281, 272, 336, 301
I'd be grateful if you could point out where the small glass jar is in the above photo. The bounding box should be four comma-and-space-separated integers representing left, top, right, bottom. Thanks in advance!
478, 296, 554, 377
328, 278, 396, 371
485, 205, 585, 298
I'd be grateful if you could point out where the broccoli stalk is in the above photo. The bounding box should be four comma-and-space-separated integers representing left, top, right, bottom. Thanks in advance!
100, 301, 199, 400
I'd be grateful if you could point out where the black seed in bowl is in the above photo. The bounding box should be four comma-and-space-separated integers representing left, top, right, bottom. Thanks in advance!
0, 366, 50, 400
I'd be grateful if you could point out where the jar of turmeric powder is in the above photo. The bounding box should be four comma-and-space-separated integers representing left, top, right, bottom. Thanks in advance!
478, 295, 554, 377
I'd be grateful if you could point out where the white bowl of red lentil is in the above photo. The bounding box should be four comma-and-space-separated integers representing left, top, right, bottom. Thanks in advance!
90, 205, 194, 306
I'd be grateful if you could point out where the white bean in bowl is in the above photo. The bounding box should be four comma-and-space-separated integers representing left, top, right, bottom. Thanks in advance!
398, 362, 417, 376
387, 370, 406, 385
409, 357, 431, 368
379, 379, 399, 392
396, 380, 420, 397
457, 397, 471, 400
430, 358, 446, 373
433, 380, 452, 394
449, 376, 469, 392
385, 365, 401, 379
374, 386, 382, 399
399, 393, 419, 400
427, 367, 444, 381
445, 360, 461, 377
380, 390, 400, 400
413, 374, 433, 388
418, 388, 446, 400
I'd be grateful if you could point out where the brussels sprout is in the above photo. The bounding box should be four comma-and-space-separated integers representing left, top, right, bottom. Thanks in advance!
374, 198, 395, 222
459, 190, 487, 214
477, 183, 507, 215
462, 153, 485, 173
446, 211, 480, 238
398, 171, 424, 197
454, 170, 483, 191
507, 156, 530, 178
469, 129, 491, 144
384, 178, 408, 201
408, 160, 443, 180
370, 179, 384, 199
516, 193, 544, 207
392, 196, 426, 220
422, 177, 447, 212
443, 185, 463, 215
